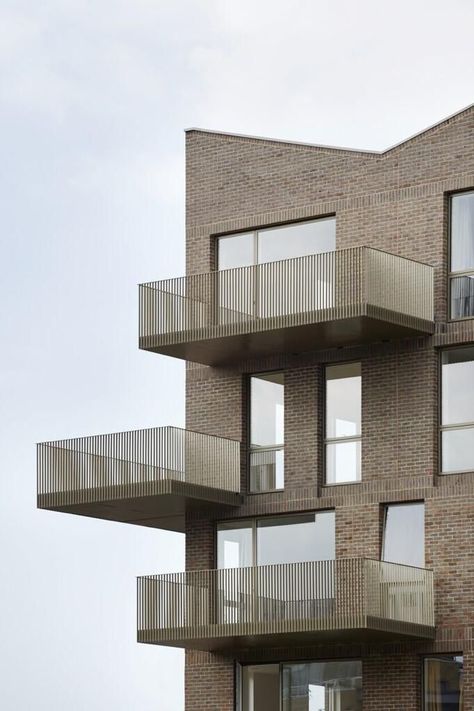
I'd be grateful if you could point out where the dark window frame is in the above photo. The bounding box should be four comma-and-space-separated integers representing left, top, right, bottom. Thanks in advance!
439, 346, 474, 475
323, 361, 362, 486
448, 189, 474, 322
422, 653, 464, 711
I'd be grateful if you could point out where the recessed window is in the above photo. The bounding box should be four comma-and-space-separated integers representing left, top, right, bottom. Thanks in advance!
217, 511, 335, 569
325, 362, 362, 484
240, 660, 362, 711
441, 348, 474, 473
249, 372, 284, 492
382, 502, 425, 568
423, 655, 463, 710
217, 513, 335, 626
449, 191, 474, 319
217, 217, 336, 270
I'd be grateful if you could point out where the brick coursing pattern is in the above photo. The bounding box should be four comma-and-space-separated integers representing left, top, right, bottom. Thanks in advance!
183, 106, 474, 709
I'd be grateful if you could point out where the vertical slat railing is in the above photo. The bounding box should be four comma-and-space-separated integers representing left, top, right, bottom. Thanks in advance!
137, 559, 434, 645
37, 427, 240, 507
139, 247, 434, 351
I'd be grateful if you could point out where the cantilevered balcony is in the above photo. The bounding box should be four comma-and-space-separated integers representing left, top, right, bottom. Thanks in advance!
139, 247, 435, 366
37, 427, 241, 532
137, 558, 435, 652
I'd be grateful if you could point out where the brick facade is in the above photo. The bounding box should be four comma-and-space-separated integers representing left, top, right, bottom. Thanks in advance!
184, 106, 474, 709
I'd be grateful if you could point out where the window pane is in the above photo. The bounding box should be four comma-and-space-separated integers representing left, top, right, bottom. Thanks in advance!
257, 511, 335, 565
326, 440, 361, 484
382, 503, 424, 567
242, 665, 280, 711
250, 372, 284, 447
217, 522, 253, 569
258, 217, 336, 264
282, 660, 362, 711
442, 348, 474, 425
217, 233, 254, 270
442, 427, 474, 473
250, 448, 284, 492
451, 275, 474, 319
326, 363, 361, 438
451, 191, 474, 272
424, 656, 463, 710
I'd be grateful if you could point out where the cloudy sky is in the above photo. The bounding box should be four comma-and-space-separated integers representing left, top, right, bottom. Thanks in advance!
1, 1, 473, 709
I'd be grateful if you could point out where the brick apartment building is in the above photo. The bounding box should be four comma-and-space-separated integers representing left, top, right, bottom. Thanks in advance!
38, 104, 474, 709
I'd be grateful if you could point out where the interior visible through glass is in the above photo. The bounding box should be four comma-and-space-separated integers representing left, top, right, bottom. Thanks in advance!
241, 660, 362, 711
382, 502, 425, 568
424, 655, 463, 710
282, 660, 362, 711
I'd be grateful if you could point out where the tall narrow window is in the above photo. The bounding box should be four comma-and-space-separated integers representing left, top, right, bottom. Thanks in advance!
424, 655, 463, 710
325, 362, 361, 484
282, 660, 362, 711
441, 347, 474, 473
450, 190, 474, 319
249, 371, 284, 492
382, 502, 425, 568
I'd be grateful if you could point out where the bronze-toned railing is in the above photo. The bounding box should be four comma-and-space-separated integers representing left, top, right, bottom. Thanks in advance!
139, 247, 434, 356
37, 426, 241, 508
137, 558, 435, 649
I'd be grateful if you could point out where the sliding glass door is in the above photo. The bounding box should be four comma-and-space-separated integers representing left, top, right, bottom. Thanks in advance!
240, 660, 362, 711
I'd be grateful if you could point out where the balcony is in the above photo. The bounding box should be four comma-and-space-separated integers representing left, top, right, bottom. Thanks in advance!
137, 558, 435, 652
37, 427, 241, 532
139, 247, 435, 366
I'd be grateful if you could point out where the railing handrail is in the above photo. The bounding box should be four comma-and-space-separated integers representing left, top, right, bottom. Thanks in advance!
37, 426, 241, 498
139, 246, 434, 288
137, 557, 431, 581
38, 425, 241, 448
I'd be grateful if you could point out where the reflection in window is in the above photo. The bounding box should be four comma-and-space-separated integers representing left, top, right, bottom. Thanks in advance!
250, 372, 284, 492
382, 503, 425, 567
217, 218, 336, 270
424, 655, 463, 710
282, 660, 362, 711
257, 512, 335, 565
325, 362, 362, 484
216, 218, 336, 324
216, 512, 335, 569
441, 348, 474, 473
241, 660, 362, 711
450, 191, 474, 319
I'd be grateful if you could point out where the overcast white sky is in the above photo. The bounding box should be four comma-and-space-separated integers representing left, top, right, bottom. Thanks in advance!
1, 1, 473, 709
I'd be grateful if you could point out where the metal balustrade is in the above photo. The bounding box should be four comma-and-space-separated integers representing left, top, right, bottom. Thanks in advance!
137, 558, 435, 651
37, 427, 241, 531
139, 247, 435, 365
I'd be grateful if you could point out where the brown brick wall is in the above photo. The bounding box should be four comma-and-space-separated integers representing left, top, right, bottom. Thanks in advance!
183, 107, 474, 709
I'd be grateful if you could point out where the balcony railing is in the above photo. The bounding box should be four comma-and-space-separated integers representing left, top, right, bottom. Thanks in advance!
37, 427, 241, 531
139, 247, 435, 365
137, 558, 435, 651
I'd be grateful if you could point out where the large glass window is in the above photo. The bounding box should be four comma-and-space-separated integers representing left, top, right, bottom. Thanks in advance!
382, 502, 425, 568
424, 655, 463, 710
241, 660, 362, 711
217, 511, 335, 569
325, 362, 361, 484
217, 218, 336, 270
216, 218, 336, 324
218, 513, 335, 626
441, 348, 474, 473
250, 372, 284, 492
450, 191, 474, 319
